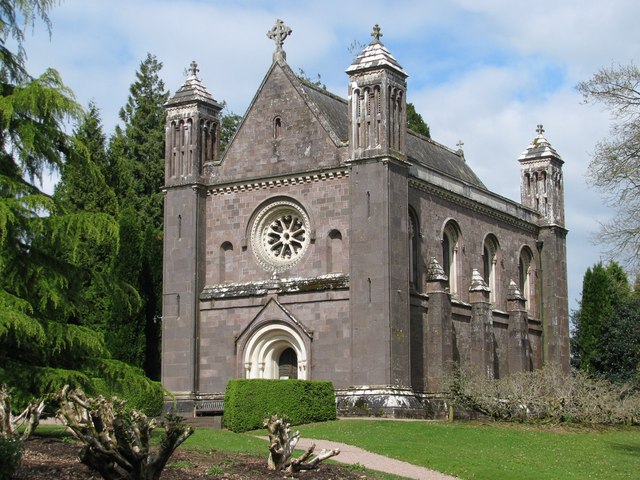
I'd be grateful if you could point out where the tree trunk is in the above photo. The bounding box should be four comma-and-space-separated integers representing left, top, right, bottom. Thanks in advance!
263, 414, 339, 473
57, 386, 193, 480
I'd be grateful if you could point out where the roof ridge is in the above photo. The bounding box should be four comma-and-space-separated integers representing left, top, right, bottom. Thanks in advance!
407, 129, 462, 158
297, 76, 348, 105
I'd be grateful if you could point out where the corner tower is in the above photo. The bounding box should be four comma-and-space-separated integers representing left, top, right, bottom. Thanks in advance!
519, 125, 569, 371
161, 63, 222, 406
344, 26, 418, 412
519, 125, 565, 227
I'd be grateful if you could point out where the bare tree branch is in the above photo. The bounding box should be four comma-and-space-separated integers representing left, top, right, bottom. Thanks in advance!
263, 414, 340, 473
578, 63, 640, 268
57, 386, 193, 480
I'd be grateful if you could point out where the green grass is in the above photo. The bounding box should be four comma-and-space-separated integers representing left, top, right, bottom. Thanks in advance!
35, 419, 640, 479
181, 427, 267, 454
297, 420, 640, 480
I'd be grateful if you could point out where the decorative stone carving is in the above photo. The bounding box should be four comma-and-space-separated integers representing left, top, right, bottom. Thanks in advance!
251, 200, 311, 273
426, 257, 448, 282
469, 268, 490, 292
267, 19, 292, 62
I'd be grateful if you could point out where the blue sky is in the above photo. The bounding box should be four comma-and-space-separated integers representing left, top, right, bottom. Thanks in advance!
23, 0, 640, 312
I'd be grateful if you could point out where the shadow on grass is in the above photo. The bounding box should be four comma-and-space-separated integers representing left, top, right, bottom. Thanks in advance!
607, 441, 640, 456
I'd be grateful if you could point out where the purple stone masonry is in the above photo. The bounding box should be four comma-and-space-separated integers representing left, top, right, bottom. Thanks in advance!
161, 21, 570, 417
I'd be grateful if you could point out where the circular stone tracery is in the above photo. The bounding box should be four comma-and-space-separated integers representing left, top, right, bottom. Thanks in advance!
252, 201, 311, 272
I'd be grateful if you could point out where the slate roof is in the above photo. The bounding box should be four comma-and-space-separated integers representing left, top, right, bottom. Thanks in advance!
166, 69, 222, 109
295, 75, 487, 190
519, 130, 563, 163
346, 38, 408, 77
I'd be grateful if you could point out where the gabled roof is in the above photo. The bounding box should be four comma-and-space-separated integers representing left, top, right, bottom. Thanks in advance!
286, 70, 486, 189
406, 132, 486, 188
297, 80, 350, 145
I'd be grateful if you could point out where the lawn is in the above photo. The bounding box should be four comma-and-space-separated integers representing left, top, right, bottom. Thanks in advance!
297, 420, 640, 480
34, 419, 640, 479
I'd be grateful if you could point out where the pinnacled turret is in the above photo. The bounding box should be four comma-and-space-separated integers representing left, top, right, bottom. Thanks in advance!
165, 61, 222, 184
346, 24, 408, 161
519, 125, 565, 227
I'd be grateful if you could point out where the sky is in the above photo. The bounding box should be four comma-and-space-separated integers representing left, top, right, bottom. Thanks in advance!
23, 0, 640, 313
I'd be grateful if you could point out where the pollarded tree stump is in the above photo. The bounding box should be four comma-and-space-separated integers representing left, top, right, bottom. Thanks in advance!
263, 414, 340, 474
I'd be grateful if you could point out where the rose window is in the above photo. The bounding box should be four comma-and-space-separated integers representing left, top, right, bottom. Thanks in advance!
252, 201, 311, 272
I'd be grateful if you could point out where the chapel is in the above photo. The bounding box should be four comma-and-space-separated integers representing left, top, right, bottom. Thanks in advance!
161, 20, 569, 416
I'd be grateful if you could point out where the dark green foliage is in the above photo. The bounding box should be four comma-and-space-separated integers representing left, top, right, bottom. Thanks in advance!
220, 104, 241, 154
0, 1, 161, 414
407, 102, 430, 138
107, 53, 168, 379
223, 379, 336, 433
1, 357, 164, 416
91, 360, 165, 416
592, 295, 640, 385
572, 260, 640, 385
572, 261, 630, 371
0, 435, 22, 480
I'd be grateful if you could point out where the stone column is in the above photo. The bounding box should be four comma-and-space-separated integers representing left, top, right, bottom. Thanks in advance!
424, 258, 453, 392
506, 280, 530, 373
469, 269, 494, 379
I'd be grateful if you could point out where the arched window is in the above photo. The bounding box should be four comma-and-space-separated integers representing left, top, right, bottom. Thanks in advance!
220, 241, 233, 283
483, 235, 500, 305
519, 247, 534, 314
273, 116, 282, 139
442, 221, 461, 296
409, 210, 420, 289
327, 229, 343, 273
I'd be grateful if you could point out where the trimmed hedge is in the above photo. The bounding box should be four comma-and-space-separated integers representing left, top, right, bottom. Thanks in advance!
223, 379, 336, 432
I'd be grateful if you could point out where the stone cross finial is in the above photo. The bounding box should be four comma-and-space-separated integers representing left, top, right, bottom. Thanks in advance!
189, 60, 199, 78
371, 24, 383, 44
267, 19, 292, 61
536, 124, 545, 136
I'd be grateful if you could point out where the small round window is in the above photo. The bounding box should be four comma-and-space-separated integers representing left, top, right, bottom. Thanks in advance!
251, 200, 311, 272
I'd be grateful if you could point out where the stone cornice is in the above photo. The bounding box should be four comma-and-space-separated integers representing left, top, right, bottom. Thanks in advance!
206, 168, 349, 196
201, 273, 350, 301
409, 177, 539, 234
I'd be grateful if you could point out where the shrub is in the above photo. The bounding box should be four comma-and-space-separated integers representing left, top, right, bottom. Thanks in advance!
223, 379, 336, 432
57, 386, 193, 480
90, 359, 164, 416
0, 436, 22, 480
0, 359, 164, 418
448, 363, 640, 425
0, 359, 164, 416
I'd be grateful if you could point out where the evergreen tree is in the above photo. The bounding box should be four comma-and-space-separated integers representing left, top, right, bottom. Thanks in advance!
0, 1, 163, 412
592, 295, 640, 385
108, 53, 168, 379
53, 102, 141, 336
407, 102, 431, 138
220, 104, 242, 153
572, 261, 632, 372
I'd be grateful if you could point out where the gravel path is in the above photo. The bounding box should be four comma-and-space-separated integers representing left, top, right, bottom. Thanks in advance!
259, 435, 459, 480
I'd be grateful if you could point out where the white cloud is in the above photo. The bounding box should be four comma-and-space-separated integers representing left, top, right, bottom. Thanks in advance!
21, 0, 640, 311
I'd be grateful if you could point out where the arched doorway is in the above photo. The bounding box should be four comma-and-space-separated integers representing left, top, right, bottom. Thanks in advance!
242, 322, 308, 380
278, 347, 298, 379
